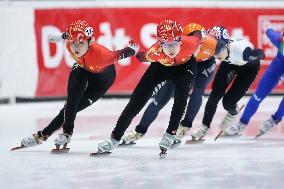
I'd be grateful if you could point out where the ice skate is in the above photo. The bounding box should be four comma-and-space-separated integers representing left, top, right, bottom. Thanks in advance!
256, 117, 277, 138
51, 133, 71, 154
170, 139, 182, 149
159, 133, 179, 158
171, 124, 190, 147
185, 137, 205, 144
214, 112, 238, 141
224, 121, 246, 136
185, 124, 207, 144
11, 132, 47, 151
90, 136, 119, 157
219, 112, 239, 130
120, 130, 143, 145
215, 105, 245, 140
176, 123, 190, 140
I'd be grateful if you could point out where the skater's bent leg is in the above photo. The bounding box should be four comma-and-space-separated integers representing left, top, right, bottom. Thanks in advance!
136, 81, 174, 134
166, 61, 196, 134
42, 109, 65, 136
272, 97, 284, 123
181, 59, 216, 128
112, 63, 164, 140
62, 67, 88, 135
202, 62, 232, 127
42, 66, 115, 137
181, 88, 203, 128
41, 67, 87, 136
240, 61, 282, 124
77, 65, 116, 111
223, 62, 260, 116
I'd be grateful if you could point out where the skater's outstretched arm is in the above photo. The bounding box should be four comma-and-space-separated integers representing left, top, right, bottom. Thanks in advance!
266, 28, 283, 49
113, 39, 140, 60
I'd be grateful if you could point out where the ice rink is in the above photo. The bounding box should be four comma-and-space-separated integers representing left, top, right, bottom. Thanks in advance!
0, 96, 283, 189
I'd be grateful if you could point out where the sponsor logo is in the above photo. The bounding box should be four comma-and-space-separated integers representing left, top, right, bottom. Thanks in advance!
253, 94, 262, 102
88, 99, 93, 104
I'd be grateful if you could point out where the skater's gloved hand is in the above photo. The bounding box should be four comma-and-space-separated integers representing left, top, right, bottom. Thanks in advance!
135, 51, 148, 62
48, 32, 68, 43
243, 48, 265, 61
128, 39, 140, 55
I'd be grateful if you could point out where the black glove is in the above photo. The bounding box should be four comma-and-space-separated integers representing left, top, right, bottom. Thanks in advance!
62, 32, 68, 40
136, 51, 148, 62
243, 47, 265, 61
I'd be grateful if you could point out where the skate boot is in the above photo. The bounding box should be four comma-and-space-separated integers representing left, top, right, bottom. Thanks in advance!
191, 124, 208, 141
11, 131, 47, 151
21, 131, 47, 147
90, 136, 120, 156
51, 133, 71, 153
176, 123, 190, 140
121, 131, 143, 145
224, 121, 247, 136
159, 133, 179, 158
256, 116, 277, 138
219, 112, 238, 130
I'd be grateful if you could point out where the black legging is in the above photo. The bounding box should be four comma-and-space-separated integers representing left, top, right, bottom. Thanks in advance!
112, 56, 197, 141
202, 60, 260, 127
42, 64, 116, 136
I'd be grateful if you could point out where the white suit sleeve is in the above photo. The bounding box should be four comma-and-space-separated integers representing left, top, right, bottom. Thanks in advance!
228, 40, 254, 66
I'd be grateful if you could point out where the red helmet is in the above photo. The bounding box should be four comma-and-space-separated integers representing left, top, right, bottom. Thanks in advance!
157, 19, 183, 43
67, 20, 94, 42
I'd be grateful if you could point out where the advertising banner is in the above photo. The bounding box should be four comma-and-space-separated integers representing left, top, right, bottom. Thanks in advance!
35, 8, 284, 97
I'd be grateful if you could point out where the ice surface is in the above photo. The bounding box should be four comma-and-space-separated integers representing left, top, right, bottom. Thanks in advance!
0, 97, 283, 189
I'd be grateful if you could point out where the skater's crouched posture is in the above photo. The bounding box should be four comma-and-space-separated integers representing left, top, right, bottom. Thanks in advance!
121, 23, 221, 144
225, 28, 284, 137
191, 26, 265, 140
18, 20, 139, 151
96, 19, 202, 155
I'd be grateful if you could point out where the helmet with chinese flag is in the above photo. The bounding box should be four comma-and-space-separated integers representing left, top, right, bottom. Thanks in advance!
157, 19, 183, 43
66, 20, 94, 42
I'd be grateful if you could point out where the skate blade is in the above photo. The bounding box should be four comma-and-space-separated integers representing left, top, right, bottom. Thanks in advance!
51, 148, 70, 154
159, 149, 167, 159
10, 145, 26, 151
255, 132, 264, 139
159, 153, 167, 159
185, 139, 205, 144
170, 140, 181, 149
119, 141, 136, 146
218, 134, 242, 138
90, 151, 111, 157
